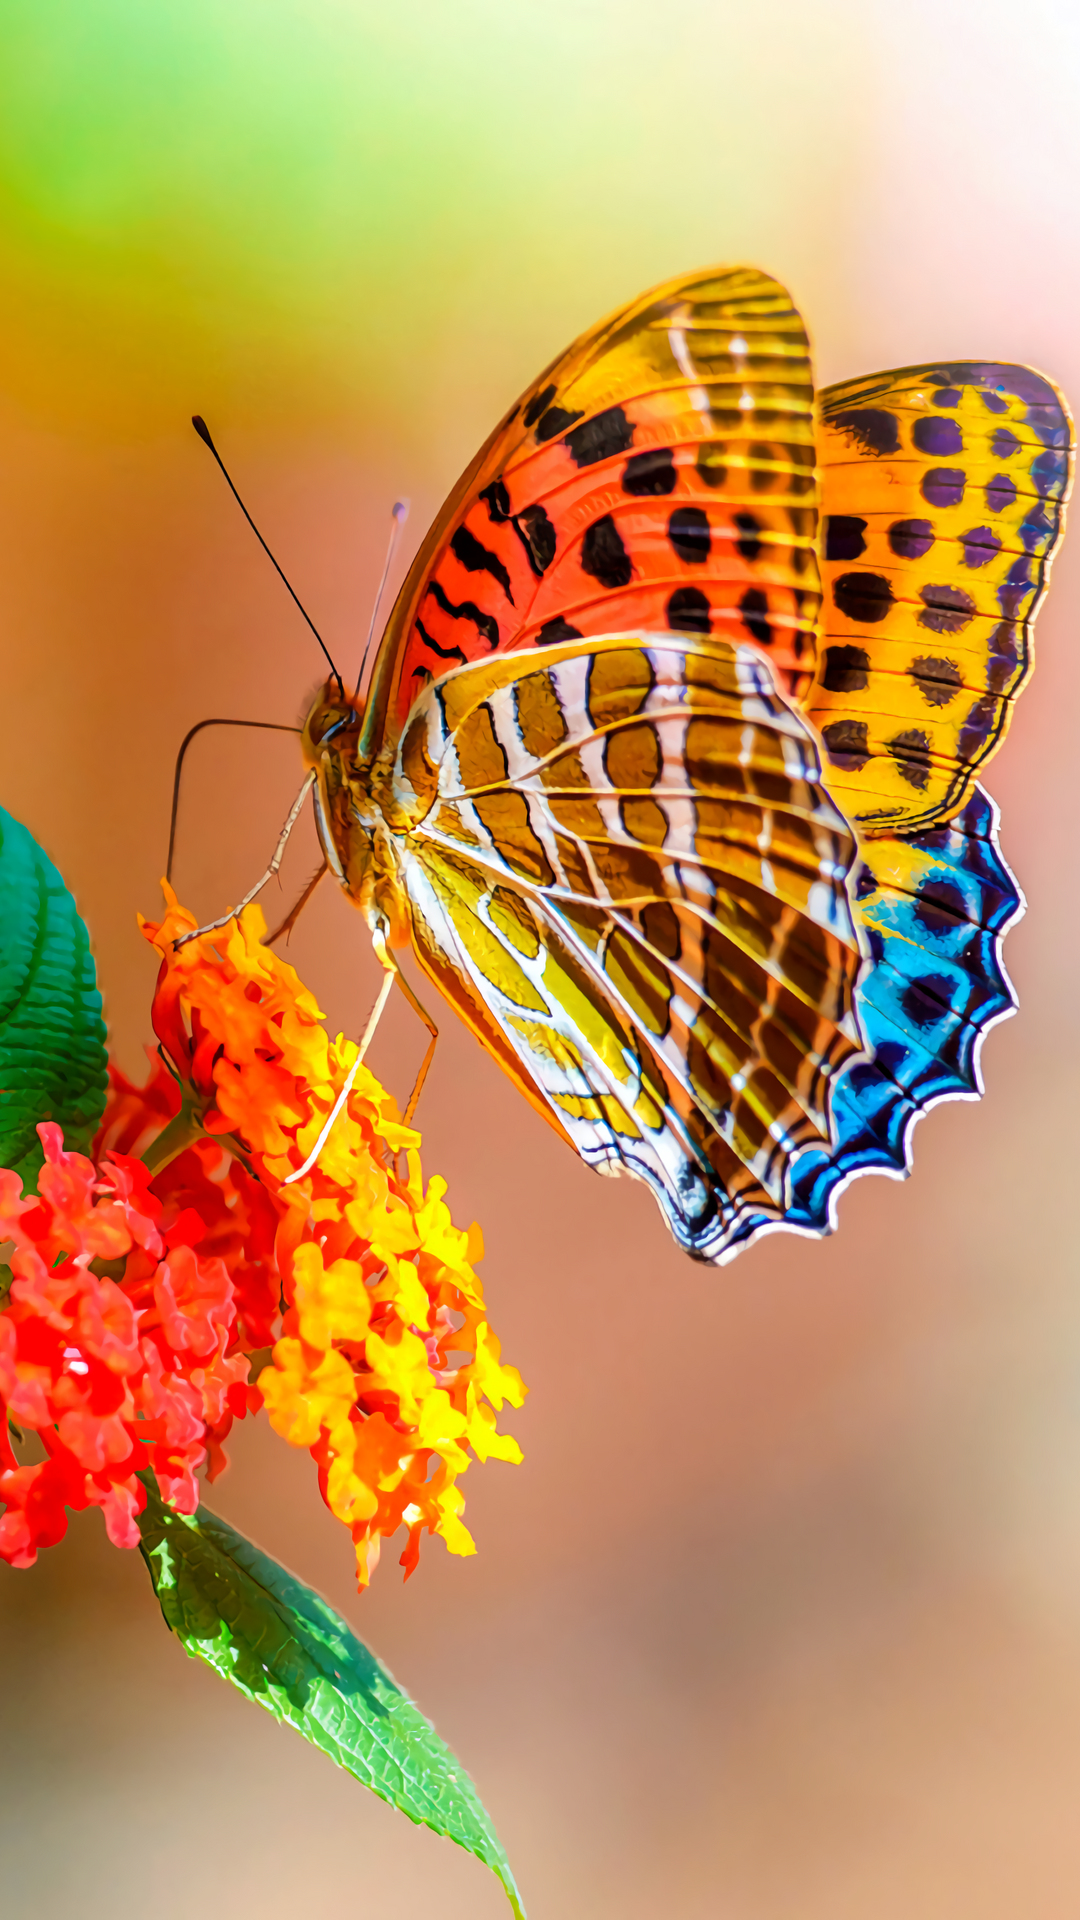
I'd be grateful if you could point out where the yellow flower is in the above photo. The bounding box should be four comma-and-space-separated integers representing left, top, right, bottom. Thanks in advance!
142, 888, 525, 1588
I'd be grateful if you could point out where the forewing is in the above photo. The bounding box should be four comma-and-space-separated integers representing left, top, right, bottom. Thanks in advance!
806, 361, 1072, 834
363, 267, 822, 755
387, 633, 863, 1264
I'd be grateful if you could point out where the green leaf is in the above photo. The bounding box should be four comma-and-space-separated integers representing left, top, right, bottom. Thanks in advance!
136, 1477, 524, 1917
0, 805, 108, 1188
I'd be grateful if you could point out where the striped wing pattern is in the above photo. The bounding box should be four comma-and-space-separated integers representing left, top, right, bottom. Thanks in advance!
367, 266, 822, 747
381, 633, 864, 1262
808, 361, 1073, 835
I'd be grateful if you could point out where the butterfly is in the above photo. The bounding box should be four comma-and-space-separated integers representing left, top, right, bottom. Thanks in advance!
196, 267, 1073, 1263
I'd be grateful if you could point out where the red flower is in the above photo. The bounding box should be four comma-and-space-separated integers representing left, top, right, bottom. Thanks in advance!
0, 1124, 251, 1566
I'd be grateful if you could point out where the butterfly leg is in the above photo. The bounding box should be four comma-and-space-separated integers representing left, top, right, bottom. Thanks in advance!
393, 969, 439, 1127
175, 770, 316, 947
264, 857, 329, 947
283, 933, 397, 1185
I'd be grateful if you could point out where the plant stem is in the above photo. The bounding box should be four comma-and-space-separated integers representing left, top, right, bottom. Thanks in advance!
140, 1105, 208, 1176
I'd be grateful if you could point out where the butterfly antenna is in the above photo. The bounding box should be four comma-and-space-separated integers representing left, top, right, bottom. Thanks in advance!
191, 415, 345, 699
356, 498, 409, 692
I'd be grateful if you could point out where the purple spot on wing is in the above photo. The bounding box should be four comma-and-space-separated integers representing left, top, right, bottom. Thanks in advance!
981, 390, 1010, 414
914, 416, 963, 457
922, 468, 966, 508
960, 526, 1002, 569
1032, 448, 1070, 494
1020, 504, 1054, 551
997, 555, 1033, 618
992, 426, 1021, 460
985, 473, 1016, 512
985, 620, 1020, 693
931, 388, 962, 408
888, 517, 934, 560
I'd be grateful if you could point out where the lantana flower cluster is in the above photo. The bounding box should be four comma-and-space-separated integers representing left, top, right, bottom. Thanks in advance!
0, 888, 525, 1588
0, 1125, 253, 1564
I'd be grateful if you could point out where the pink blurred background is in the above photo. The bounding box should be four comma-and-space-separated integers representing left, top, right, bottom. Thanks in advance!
3, 3, 1080, 1914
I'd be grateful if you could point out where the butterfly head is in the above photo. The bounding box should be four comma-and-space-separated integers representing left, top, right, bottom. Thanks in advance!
300, 680, 362, 765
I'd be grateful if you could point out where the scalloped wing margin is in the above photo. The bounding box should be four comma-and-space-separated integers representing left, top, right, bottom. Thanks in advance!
783, 783, 1022, 1235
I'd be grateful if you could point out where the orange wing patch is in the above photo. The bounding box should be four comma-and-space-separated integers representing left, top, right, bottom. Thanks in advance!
364, 267, 822, 752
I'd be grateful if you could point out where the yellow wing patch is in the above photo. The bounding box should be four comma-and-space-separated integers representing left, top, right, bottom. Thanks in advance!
806, 361, 1073, 834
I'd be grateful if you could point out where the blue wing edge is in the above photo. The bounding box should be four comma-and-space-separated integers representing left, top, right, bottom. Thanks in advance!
717, 782, 1023, 1263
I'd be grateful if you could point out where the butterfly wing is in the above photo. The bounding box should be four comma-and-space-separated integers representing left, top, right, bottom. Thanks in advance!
805, 361, 1073, 834
360, 266, 822, 760
381, 632, 864, 1263
788, 784, 1022, 1229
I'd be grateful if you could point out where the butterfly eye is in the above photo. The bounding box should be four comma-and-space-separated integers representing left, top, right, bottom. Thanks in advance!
307, 706, 347, 748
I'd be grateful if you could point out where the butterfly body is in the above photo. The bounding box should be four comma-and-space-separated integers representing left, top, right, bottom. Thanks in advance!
291, 266, 1071, 1261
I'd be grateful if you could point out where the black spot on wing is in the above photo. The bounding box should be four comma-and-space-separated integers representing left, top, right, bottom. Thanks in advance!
513, 503, 557, 577
622, 448, 676, 496
581, 514, 632, 589
739, 587, 772, 646
888, 728, 932, 789
565, 406, 634, 467
909, 655, 963, 706
900, 973, 955, 1029
733, 511, 762, 561
668, 506, 710, 564
824, 515, 867, 561
914, 878, 967, 934
536, 404, 584, 443
833, 571, 894, 623
427, 580, 500, 650
479, 478, 556, 577
536, 617, 583, 645
821, 719, 870, 769
667, 587, 710, 633
821, 645, 870, 692
831, 408, 900, 455
523, 384, 556, 428
918, 583, 976, 634
450, 525, 514, 603
480, 478, 511, 520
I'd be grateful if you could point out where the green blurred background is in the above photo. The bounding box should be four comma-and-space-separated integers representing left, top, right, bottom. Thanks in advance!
3, 3, 1080, 1914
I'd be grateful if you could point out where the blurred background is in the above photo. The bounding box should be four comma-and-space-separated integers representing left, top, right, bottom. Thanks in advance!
3, 3, 1080, 1914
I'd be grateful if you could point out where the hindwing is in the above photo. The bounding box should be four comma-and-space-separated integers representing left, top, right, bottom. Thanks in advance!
789, 784, 1023, 1230
381, 633, 864, 1263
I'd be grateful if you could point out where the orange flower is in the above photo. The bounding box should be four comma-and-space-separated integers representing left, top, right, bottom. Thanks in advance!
141, 887, 525, 1588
